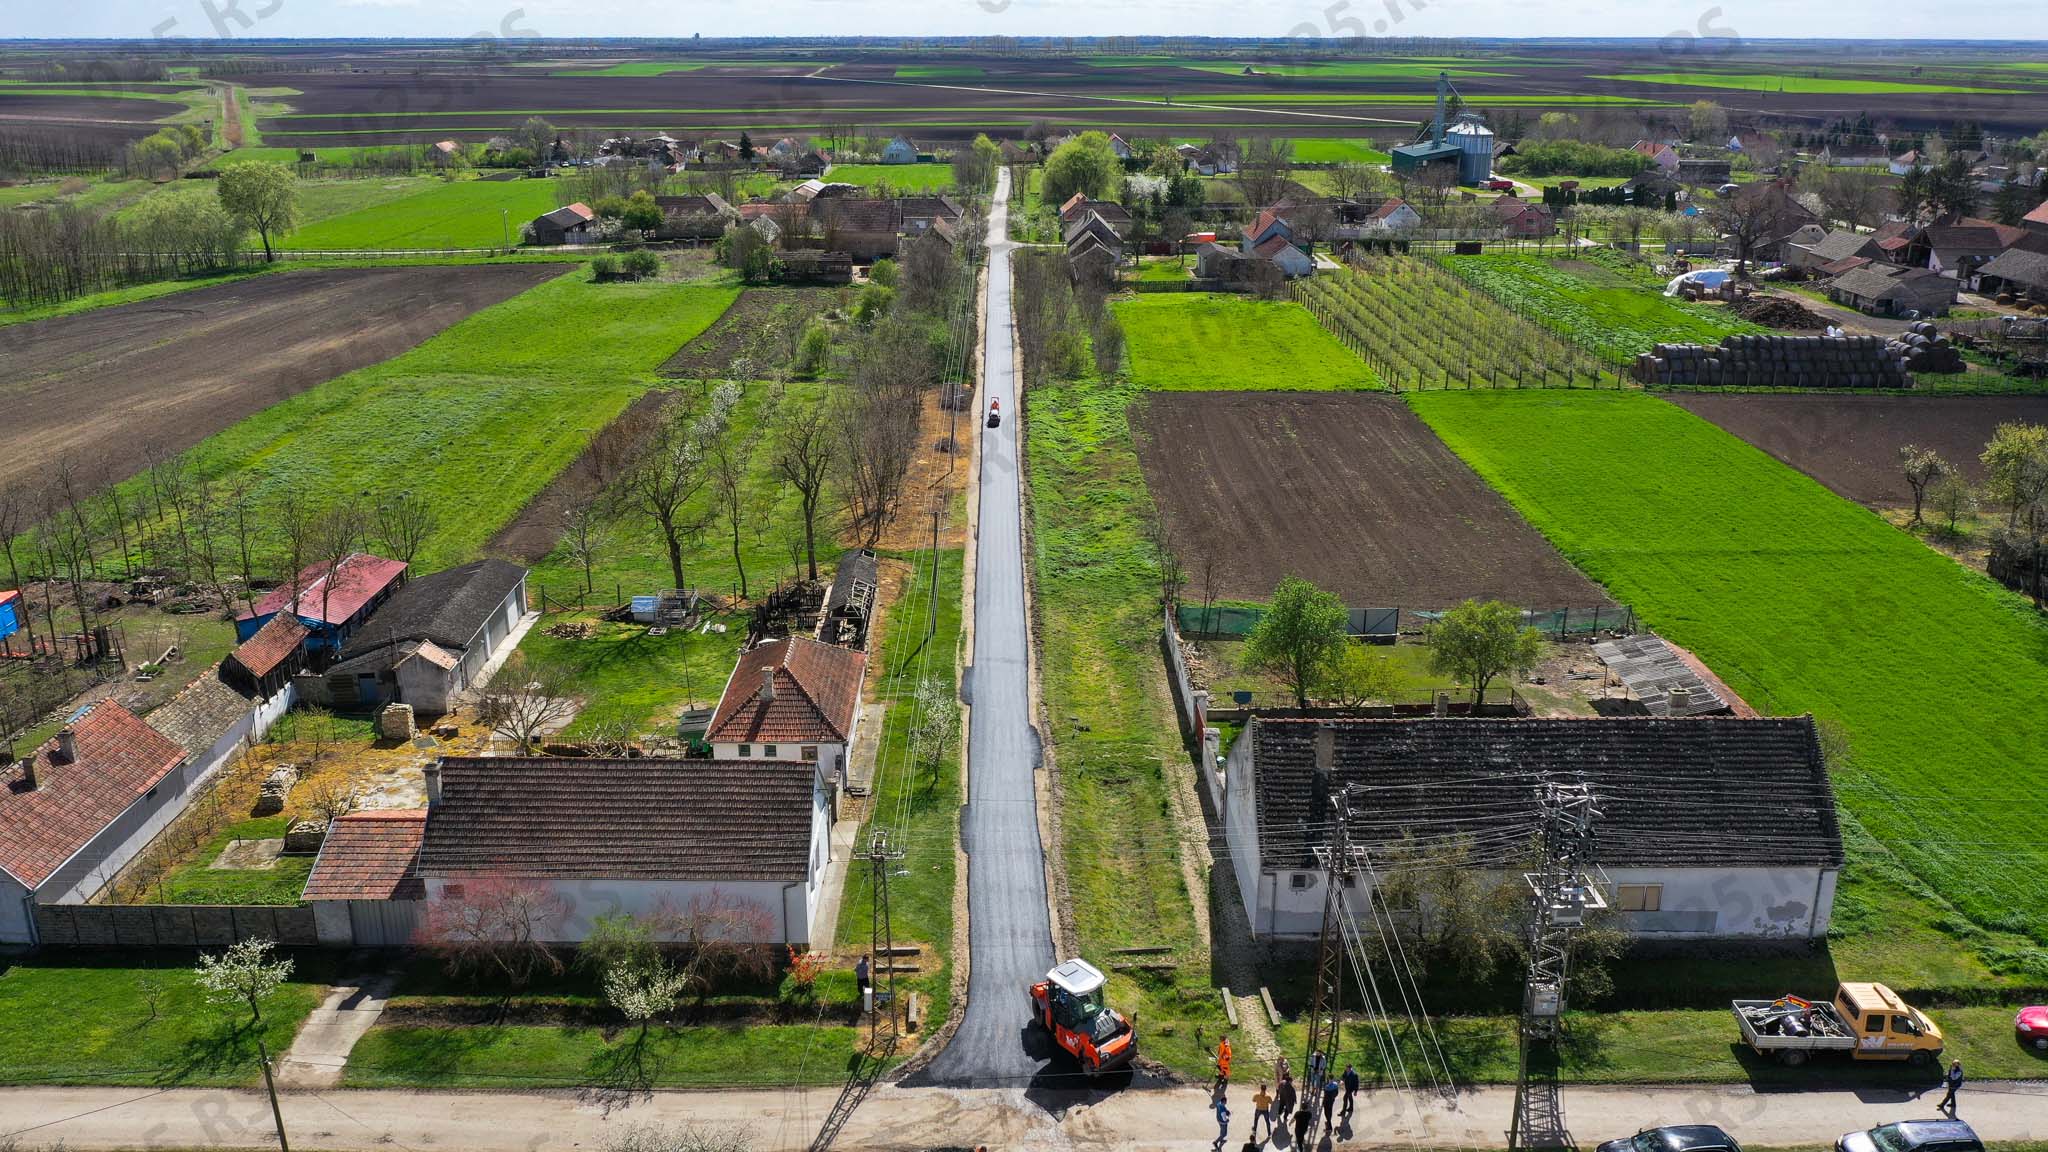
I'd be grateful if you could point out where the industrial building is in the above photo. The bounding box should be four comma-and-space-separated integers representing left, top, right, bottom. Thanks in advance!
1390, 71, 1493, 185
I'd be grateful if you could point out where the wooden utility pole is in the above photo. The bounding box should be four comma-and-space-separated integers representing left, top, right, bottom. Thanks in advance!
255, 1035, 290, 1152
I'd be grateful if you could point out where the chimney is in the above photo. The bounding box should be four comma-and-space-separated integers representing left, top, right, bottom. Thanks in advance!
759, 666, 777, 703
53, 728, 76, 766
424, 762, 442, 808
1668, 686, 1692, 714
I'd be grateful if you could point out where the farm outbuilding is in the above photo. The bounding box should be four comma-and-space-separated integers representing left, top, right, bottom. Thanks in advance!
303, 809, 427, 948
819, 547, 878, 648
309, 558, 530, 715
530, 202, 598, 245
1220, 715, 1842, 942
1827, 264, 1957, 318
234, 552, 409, 662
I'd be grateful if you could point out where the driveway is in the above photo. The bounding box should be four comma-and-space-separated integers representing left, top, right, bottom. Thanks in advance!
910, 166, 1060, 1089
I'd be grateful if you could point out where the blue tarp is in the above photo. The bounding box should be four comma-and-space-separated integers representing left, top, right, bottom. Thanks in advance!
0, 593, 20, 640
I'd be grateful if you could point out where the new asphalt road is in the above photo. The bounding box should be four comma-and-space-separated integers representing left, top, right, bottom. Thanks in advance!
911, 167, 1061, 1089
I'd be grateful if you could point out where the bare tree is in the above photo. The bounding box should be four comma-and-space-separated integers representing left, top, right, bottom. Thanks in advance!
622, 387, 739, 593
1707, 183, 1799, 276
1238, 135, 1295, 208
832, 325, 929, 545
559, 498, 611, 597
772, 405, 834, 582
225, 476, 262, 616
1899, 445, 1949, 527
484, 651, 579, 753
0, 482, 33, 643
303, 777, 358, 824
273, 484, 317, 622
186, 475, 231, 611
422, 872, 570, 986
374, 491, 438, 569
311, 498, 371, 648
708, 422, 757, 600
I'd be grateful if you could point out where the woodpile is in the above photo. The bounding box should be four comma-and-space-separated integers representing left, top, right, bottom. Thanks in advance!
1633, 333, 1911, 389
1887, 321, 1965, 374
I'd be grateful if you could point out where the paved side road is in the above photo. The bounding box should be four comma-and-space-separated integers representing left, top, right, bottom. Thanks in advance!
5, 1082, 2045, 1151
912, 165, 1058, 1089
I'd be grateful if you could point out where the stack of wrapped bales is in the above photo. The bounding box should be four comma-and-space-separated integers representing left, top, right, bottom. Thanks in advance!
1633, 333, 1911, 388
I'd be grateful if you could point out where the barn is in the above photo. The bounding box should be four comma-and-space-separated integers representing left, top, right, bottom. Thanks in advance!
1221, 715, 1842, 942
309, 559, 529, 715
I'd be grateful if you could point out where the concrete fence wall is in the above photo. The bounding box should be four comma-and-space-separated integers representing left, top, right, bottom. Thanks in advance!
33, 903, 318, 948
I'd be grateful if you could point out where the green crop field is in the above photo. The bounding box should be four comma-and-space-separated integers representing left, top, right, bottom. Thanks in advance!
1187, 61, 1509, 80
1289, 137, 1392, 164
1594, 71, 2016, 95
1115, 294, 1382, 391
552, 60, 709, 77
894, 65, 985, 79
155, 271, 738, 571
1444, 253, 1761, 364
822, 162, 952, 190
282, 178, 561, 249
1409, 391, 2048, 945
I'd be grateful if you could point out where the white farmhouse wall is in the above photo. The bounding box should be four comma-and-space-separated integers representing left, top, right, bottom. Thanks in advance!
1244, 862, 1839, 941
424, 876, 813, 945
1222, 730, 1263, 935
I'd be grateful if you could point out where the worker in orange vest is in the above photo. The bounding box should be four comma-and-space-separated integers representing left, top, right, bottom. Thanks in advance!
1215, 1035, 1232, 1086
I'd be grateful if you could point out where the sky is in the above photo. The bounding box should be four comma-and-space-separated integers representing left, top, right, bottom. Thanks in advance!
9, 0, 2045, 42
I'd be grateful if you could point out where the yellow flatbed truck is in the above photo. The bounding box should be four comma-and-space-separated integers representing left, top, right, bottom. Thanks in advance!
1733, 982, 1943, 1067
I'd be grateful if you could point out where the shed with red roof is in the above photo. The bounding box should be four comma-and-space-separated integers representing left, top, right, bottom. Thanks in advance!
234, 552, 408, 661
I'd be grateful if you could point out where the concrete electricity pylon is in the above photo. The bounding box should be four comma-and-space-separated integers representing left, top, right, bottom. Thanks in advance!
1511, 778, 1604, 1149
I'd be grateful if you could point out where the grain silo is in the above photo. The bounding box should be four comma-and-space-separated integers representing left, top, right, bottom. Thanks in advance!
1446, 113, 1494, 185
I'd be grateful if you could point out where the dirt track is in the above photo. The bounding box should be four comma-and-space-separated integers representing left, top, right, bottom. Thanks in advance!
0, 264, 564, 494
1667, 392, 2048, 506
1134, 392, 1611, 610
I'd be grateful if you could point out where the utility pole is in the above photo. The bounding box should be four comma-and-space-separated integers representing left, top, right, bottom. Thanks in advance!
1511, 778, 1603, 1150
255, 1035, 290, 1152
863, 829, 906, 1049
1300, 760, 1360, 1143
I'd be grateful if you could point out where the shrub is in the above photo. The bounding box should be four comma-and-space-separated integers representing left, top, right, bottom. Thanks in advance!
589, 254, 619, 282
622, 249, 661, 279
792, 320, 832, 377
867, 257, 899, 288
854, 281, 895, 325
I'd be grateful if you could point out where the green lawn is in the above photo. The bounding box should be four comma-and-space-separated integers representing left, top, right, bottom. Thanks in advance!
1409, 391, 2048, 947
1027, 365, 1226, 1081
1592, 71, 2017, 95
1444, 253, 1761, 364
155, 816, 313, 906
0, 951, 333, 1086
835, 545, 964, 1030
281, 177, 561, 250
1288, 137, 1393, 164
147, 272, 739, 571
1115, 294, 1382, 391
894, 65, 985, 79
1188, 61, 1507, 81
1133, 257, 1192, 283
0, 176, 154, 212
344, 1023, 864, 1087
824, 162, 952, 191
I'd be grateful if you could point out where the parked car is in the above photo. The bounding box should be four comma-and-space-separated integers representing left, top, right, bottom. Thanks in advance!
987, 399, 1001, 428
2017, 1005, 2048, 1050
1483, 179, 1517, 192
1836, 1120, 1982, 1152
1597, 1125, 1742, 1152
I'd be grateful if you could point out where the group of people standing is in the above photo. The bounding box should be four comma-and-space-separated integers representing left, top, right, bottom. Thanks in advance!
1211, 1038, 1360, 1150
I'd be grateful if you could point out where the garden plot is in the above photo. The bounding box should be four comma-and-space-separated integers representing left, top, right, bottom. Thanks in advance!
1445, 252, 1760, 365
1666, 392, 2048, 506
1133, 391, 1611, 608
1115, 293, 1381, 391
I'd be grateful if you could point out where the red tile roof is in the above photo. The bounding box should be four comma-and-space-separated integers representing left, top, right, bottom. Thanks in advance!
228, 613, 308, 680
1369, 198, 1411, 221
0, 701, 186, 889
302, 810, 427, 901
238, 553, 408, 627
1253, 234, 1296, 259
708, 636, 866, 745
2026, 200, 2048, 227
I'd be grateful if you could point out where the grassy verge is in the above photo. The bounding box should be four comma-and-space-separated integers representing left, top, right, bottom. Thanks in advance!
343, 1022, 866, 1087
0, 950, 335, 1086
837, 546, 965, 1032
1114, 293, 1382, 391
1027, 366, 1224, 1079
1408, 391, 2048, 950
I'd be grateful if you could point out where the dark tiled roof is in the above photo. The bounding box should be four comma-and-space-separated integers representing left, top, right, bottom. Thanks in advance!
1924, 225, 2007, 258
816, 197, 899, 233
1246, 716, 1840, 871
655, 193, 734, 218
336, 559, 524, 666
228, 613, 307, 680
1980, 247, 2048, 290
824, 548, 878, 618
303, 809, 427, 901
0, 701, 187, 889
239, 553, 408, 626
419, 758, 815, 881
1831, 264, 1948, 301
146, 671, 254, 758
708, 636, 866, 745
540, 202, 595, 228
1804, 229, 1879, 264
